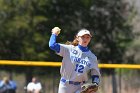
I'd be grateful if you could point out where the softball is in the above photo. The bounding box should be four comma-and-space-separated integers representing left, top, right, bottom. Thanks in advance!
54, 27, 61, 34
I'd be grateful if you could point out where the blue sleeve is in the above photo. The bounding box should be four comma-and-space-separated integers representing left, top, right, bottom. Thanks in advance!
49, 34, 60, 53
0, 81, 4, 88
10, 81, 17, 90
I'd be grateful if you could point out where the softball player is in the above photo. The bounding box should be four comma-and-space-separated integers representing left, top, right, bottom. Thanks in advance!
49, 27, 101, 93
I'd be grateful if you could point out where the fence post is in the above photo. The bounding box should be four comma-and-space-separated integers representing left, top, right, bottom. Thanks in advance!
112, 71, 117, 93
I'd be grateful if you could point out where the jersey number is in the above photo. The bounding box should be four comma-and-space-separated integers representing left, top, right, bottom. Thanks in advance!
75, 64, 84, 73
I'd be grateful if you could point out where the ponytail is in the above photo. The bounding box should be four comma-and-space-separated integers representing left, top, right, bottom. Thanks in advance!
65, 36, 79, 46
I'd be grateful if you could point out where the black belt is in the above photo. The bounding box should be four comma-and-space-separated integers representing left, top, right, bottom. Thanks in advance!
61, 78, 85, 85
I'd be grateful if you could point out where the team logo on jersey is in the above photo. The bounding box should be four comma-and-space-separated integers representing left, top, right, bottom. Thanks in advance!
72, 50, 78, 54
71, 56, 91, 68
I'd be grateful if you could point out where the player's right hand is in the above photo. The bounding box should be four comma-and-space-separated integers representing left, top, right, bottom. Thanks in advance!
52, 27, 61, 36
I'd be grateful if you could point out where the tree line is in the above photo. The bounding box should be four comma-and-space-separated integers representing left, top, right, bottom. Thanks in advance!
0, 0, 136, 76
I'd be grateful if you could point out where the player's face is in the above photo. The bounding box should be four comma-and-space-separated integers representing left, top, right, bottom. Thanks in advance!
78, 34, 91, 47
32, 77, 37, 83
